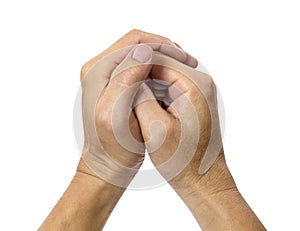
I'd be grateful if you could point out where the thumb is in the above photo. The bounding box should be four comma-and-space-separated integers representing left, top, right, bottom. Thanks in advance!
98, 45, 153, 154
103, 44, 153, 114
111, 44, 153, 85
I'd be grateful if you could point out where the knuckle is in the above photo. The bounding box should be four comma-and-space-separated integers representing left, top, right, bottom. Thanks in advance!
126, 29, 172, 45
125, 29, 143, 41
129, 29, 143, 35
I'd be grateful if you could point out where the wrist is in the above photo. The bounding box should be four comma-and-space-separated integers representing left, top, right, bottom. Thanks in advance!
39, 160, 125, 231
169, 154, 265, 231
79, 152, 141, 187
76, 158, 126, 201
170, 153, 235, 197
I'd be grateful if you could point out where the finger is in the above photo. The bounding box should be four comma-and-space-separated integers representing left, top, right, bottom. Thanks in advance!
148, 43, 198, 68
150, 52, 213, 100
158, 43, 187, 63
148, 54, 212, 122
185, 52, 198, 68
172, 42, 198, 68
81, 29, 198, 78
150, 63, 197, 111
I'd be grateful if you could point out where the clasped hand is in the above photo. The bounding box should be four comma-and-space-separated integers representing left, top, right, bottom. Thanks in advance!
78, 30, 222, 189
39, 30, 265, 231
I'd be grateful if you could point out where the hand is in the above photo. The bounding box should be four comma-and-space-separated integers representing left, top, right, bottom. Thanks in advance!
134, 53, 266, 230
135, 52, 224, 186
40, 30, 198, 231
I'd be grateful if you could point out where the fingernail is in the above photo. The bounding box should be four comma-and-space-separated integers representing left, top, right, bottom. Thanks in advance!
132, 45, 152, 63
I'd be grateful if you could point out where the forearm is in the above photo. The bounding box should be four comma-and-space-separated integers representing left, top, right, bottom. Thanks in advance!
181, 186, 265, 230
171, 154, 266, 231
39, 159, 125, 231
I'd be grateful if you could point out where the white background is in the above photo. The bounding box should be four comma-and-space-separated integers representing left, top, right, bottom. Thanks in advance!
0, 0, 299, 230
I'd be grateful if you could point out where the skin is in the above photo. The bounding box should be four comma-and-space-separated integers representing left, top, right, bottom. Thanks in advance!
39, 30, 197, 231
135, 63, 266, 230
39, 30, 265, 231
